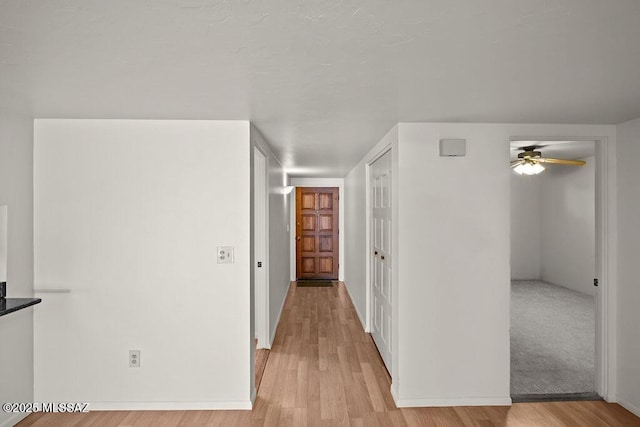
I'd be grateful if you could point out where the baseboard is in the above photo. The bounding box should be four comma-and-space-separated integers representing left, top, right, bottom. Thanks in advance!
83, 400, 253, 410
617, 395, 640, 418
269, 282, 290, 347
0, 413, 29, 427
391, 382, 400, 404
394, 396, 512, 408
251, 387, 257, 407
342, 281, 366, 331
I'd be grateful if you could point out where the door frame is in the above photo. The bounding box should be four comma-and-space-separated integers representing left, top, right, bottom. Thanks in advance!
508, 135, 616, 401
289, 178, 345, 282
366, 146, 393, 373
365, 145, 393, 332
253, 145, 270, 350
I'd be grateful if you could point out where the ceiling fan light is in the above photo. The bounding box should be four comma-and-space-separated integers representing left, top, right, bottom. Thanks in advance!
513, 162, 545, 175
531, 163, 545, 174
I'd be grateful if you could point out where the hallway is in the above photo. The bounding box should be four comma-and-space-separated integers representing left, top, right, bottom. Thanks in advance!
19, 282, 640, 426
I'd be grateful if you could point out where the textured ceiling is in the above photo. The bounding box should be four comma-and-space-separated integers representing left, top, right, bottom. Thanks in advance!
1, 1, 640, 176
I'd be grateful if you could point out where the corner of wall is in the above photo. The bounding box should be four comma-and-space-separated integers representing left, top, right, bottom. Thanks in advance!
0, 114, 34, 427
343, 281, 366, 331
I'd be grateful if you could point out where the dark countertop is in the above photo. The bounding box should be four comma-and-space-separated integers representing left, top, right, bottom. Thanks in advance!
0, 298, 42, 317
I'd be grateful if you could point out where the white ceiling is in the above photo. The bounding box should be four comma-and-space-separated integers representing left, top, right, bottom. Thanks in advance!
2, 1, 640, 176
510, 139, 595, 161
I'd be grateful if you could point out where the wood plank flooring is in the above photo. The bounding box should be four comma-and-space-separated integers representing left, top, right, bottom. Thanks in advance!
18, 282, 640, 426
255, 344, 269, 391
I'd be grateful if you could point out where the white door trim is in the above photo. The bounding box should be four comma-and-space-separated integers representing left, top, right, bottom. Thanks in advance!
509, 135, 617, 400
594, 136, 617, 401
368, 148, 393, 373
365, 145, 393, 356
253, 146, 270, 349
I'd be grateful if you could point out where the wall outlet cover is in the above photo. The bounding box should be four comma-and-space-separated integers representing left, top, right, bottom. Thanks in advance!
217, 246, 235, 263
129, 350, 141, 368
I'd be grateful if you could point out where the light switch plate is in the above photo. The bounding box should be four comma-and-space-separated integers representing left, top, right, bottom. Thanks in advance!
217, 246, 234, 263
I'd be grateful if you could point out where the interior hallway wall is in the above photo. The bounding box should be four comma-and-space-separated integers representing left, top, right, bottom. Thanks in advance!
251, 126, 290, 347
33, 119, 252, 410
0, 114, 35, 427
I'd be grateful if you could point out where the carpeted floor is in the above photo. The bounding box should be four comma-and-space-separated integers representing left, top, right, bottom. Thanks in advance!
511, 280, 595, 395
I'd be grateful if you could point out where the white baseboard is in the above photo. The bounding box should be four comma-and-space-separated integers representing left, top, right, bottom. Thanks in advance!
0, 413, 29, 427
342, 281, 366, 331
269, 282, 290, 347
84, 400, 253, 411
617, 396, 640, 418
391, 382, 400, 404
394, 396, 512, 408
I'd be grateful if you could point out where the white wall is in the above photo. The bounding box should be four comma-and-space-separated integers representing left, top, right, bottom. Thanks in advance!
616, 117, 640, 416
289, 177, 345, 282
540, 156, 596, 296
344, 165, 367, 326
351, 122, 617, 407
510, 175, 541, 279
0, 205, 7, 282
250, 126, 290, 347
0, 114, 35, 427
395, 123, 511, 406
33, 119, 252, 410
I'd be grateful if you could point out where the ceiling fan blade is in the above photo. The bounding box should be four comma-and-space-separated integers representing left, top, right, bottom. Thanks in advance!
510, 159, 524, 168
536, 157, 586, 166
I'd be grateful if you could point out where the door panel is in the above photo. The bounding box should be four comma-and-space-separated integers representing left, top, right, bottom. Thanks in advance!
301, 193, 315, 209
319, 193, 333, 210
319, 236, 333, 252
296, 187, 339, 280
302, 258, 315, 273
370, 150, 392, 373
302, 236, 315, 252
302, 215, 316, 231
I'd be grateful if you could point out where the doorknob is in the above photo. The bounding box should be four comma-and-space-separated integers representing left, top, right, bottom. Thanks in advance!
297, 236, 301, 241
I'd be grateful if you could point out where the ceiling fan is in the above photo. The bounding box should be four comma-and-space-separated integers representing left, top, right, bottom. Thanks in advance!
510, 145, 586, 175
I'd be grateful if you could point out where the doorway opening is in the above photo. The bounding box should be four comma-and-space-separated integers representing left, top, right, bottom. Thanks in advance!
295, 187, 339, 280
509, 138, 605, 402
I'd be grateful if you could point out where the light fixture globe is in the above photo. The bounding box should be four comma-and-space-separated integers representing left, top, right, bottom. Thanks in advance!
514, 162, 545, 175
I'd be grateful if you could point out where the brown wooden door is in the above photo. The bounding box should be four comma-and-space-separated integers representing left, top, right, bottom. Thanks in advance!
296, 187, 339, 280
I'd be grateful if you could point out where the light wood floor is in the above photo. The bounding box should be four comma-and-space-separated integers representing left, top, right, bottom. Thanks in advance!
18, 282, 640, 426
255, 344, 269, 391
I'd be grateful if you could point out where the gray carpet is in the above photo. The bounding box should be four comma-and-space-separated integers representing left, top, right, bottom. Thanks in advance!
511, 280, 595, 395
